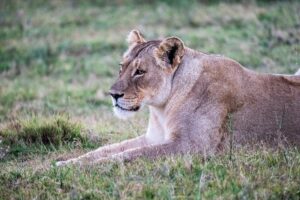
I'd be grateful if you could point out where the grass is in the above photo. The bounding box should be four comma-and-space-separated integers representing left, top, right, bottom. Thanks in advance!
1, 148, 299, 199
0, 0, 299, 199
0, 115, 101, 163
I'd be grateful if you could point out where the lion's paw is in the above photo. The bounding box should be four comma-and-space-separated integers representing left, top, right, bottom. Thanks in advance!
55, 160, 73, 167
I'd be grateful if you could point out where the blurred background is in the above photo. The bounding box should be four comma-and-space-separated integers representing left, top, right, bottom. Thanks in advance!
0, 1, 300, 199
0, 0, 299, 124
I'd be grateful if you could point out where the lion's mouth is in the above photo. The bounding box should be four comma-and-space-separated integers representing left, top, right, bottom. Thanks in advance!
115, 104, 140, 112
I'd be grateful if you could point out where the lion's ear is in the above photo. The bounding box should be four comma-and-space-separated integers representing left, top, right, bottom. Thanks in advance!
127, 30, 146, 46
155, 37, 185, 71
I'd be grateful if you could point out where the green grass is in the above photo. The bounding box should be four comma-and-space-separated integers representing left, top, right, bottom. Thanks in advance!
0, 115, 101, 161
1, 149, 299, 199
0, 115, 83, 146
0, 0, 299, 199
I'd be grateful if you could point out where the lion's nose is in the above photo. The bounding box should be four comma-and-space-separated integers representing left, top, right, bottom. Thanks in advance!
109, 91, 124, 101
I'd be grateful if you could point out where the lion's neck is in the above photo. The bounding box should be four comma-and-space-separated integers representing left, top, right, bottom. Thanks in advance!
145, 49, 206, 143
165, 48, 205, 111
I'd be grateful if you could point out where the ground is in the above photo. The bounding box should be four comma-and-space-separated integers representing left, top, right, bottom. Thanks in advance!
0, 0, 299, 199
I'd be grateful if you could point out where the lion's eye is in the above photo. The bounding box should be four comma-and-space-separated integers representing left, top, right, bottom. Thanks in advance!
134, 69, 146, 76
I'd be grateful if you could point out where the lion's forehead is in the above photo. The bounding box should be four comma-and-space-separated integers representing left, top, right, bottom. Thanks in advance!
123, 40, 161, 60
117, 40, 163, 79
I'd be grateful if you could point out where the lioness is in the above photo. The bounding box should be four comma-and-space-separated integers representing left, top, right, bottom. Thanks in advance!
56, 30, 300, 166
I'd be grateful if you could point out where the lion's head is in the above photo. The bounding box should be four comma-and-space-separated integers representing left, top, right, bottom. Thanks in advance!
109, 30, 185, 119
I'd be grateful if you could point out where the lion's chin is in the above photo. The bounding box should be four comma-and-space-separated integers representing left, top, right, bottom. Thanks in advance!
113, 106, 138, 120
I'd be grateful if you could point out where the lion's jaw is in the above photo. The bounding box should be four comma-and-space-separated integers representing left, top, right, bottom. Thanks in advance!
113, 106, 138, 120
111, 96, 142, 120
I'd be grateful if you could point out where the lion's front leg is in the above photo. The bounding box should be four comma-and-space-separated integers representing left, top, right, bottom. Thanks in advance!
56, 135, 148, 166
94, 141, 183, 164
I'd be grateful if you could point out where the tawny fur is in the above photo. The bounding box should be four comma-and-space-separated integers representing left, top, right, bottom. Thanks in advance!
56, 30, 300, 167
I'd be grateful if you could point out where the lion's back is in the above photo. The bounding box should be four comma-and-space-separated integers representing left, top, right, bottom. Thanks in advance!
232, 73, 300, 146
